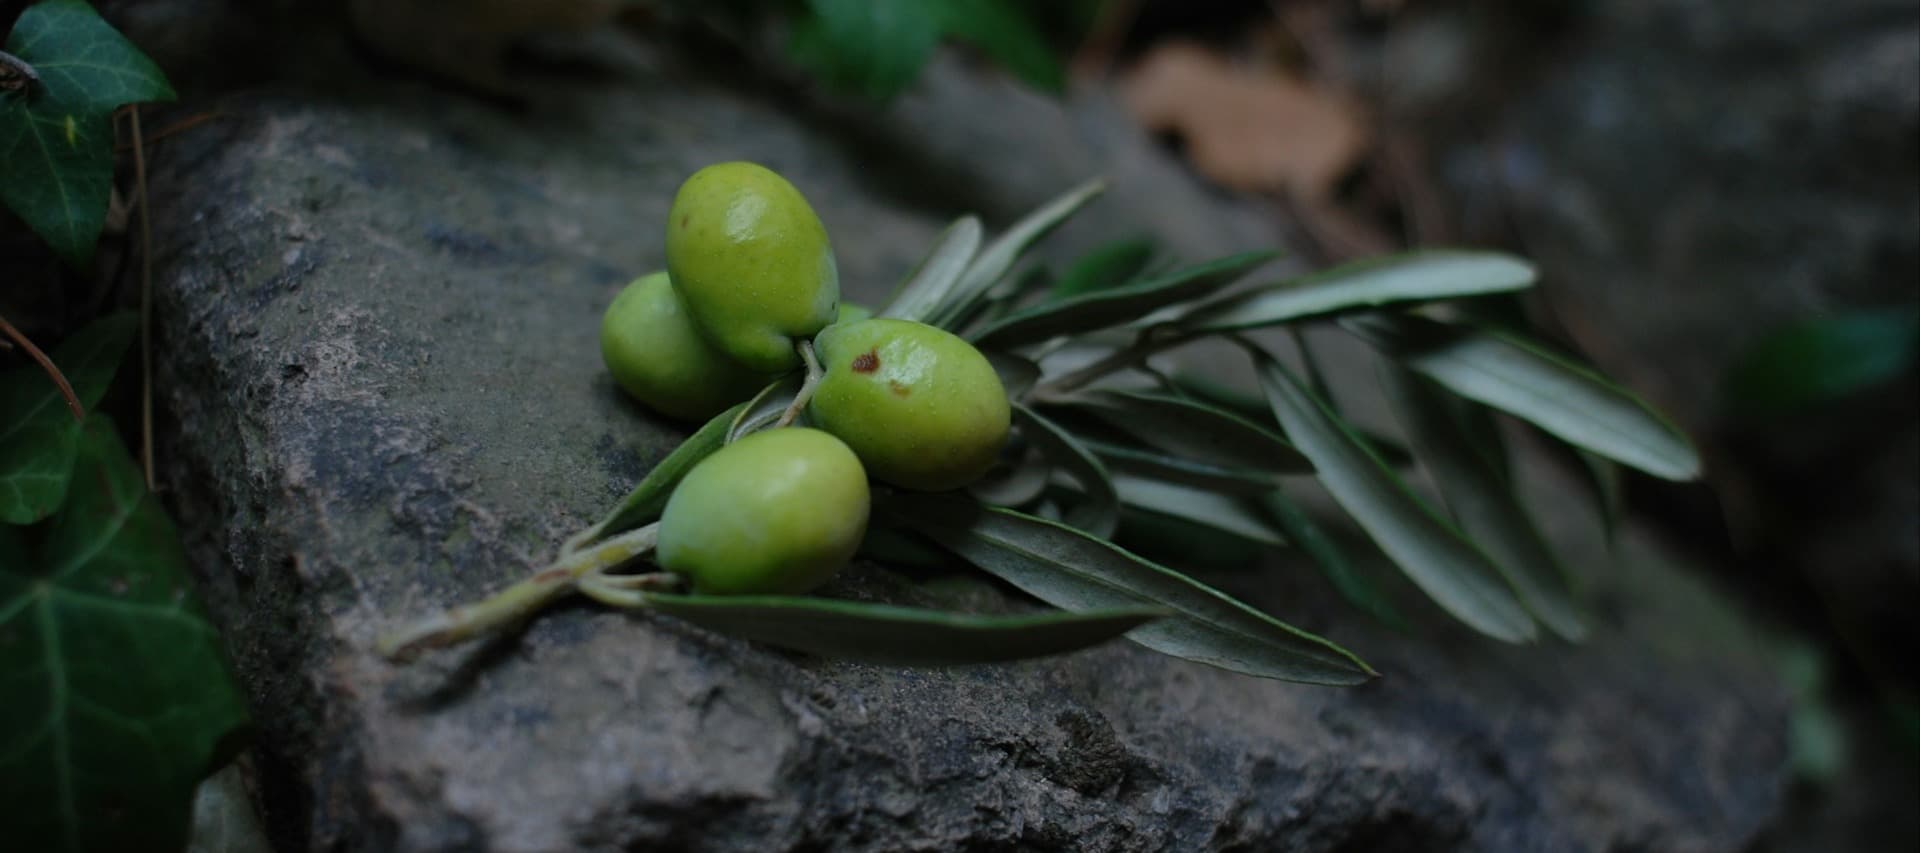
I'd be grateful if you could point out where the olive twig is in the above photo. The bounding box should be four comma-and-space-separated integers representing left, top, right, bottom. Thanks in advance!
377, 522, 661, 661
1030, 325, 1201, 401
576, 572, 683, 608
774, 338, 825, 428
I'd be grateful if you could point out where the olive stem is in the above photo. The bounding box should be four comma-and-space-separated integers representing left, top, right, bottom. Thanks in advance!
576, 571, 680, 608
774, 338, 825, 428
1030, 325, 1201, 401
377, 522, 660, 661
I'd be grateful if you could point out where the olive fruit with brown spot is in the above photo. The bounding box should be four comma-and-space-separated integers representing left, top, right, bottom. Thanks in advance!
809, 318, 1011, 491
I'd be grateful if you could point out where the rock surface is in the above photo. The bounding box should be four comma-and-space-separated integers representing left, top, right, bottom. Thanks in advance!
143, 18, 1788, 853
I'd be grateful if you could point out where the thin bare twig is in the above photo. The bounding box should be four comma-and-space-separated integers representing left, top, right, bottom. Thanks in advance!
131, 106, 156, 490
0, 313, 84, 421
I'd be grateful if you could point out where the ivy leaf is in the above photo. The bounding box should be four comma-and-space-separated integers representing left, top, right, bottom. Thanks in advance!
883, 493, 1376, 684
0, 312, 137, 524
644, 593, 1163, 665
1721, 307, 1920, 414
1252, 347, 1537, 643
788, 0, 941, 101
1175, 250, 1536, 334
0, 420, 250, 853
929, 0, 1065, 93
1346, 314, 1702, 481
1, 0, 175, 267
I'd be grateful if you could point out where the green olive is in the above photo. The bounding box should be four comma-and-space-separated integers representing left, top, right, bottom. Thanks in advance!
599, 271, 772, 421
656, 427, 870, 595
665, 162, 839, 372
809, 318, 1011, 491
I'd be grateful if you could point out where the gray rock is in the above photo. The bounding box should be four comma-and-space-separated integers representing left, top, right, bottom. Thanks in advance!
146, 25, 1786, 853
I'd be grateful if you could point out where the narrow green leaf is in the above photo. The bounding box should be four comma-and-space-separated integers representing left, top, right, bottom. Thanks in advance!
1, 420, 249, 853
971, 250, 1279, 348
1107, 473, 1287, 547
1050, 388, 1313, 475
881, 215, 983, 322
1113, 508, 1267, 573
855, 525, 952, 570
1260, 490, 1407, 629
983, 348, 1040, 398
1178, 250, 1536, 333
1013, 403, 1118, 538
574, 401, 745, 548
931, 179, 1105, 328
0, 313, 137, 524
1252, 348, 1536, 642
1721, 307, 1920, 414
1347, 314, 1702, 481
1379, 365, 1586, 640
967, 447, 1051, 508
1575, 448, 1623, 544
1164, 369, 1417, 468
1049, 237, 1155, 300
1081, 437, 1279, 494
1, 0, 175, 266
788, 0, 943, 100
883, 493, 1376, 684
644, 593, 1161, 665
727, 374, 802, 443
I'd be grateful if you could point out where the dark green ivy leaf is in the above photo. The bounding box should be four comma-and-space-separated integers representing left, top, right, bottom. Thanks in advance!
1, 0, 175, 267
1721, 307, 1920, 414
644, 593, 1163, 665
789, 0, 942, 101
0, 312, 137, 524
0, 420, 249, 853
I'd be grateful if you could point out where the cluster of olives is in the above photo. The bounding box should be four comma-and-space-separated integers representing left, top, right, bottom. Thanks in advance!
601, 162, 1011, 595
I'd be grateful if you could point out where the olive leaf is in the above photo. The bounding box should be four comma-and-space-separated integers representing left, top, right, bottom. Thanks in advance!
880, 215, 983, 322
1160, 370, 1417, 468
1049, 388, 1313, 475
0, 420, 249, 853
970, 250, 1279, 348
643, 593, 1164, 665
1012, 403, 1118, 538
0, 313, 137, 524
1252, 347, 1537, 643
568, 401, 745, 551
1379, 365, 1586, 641
727, 374, 804, 442
983, 348, 1040, 398
882, 493, 1376, 684
1049, 237, 1156, 300
1080, 437, 1279, 494
931, 179, 1106, 327
1260, 489, 1407, 630
1345, 314, 1702, 481
967, 446, 1051, 508
1107, 473, 1287, 547
1175, 250, 1537, 334
1, 0, 175, 267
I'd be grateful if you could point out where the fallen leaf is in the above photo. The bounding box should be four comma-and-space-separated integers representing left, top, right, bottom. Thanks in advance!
1121, 41, 1371, 199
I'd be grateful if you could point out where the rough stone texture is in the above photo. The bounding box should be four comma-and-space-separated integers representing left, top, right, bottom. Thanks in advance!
1437, 0, 1920, 687
143, 22, 1787, 853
